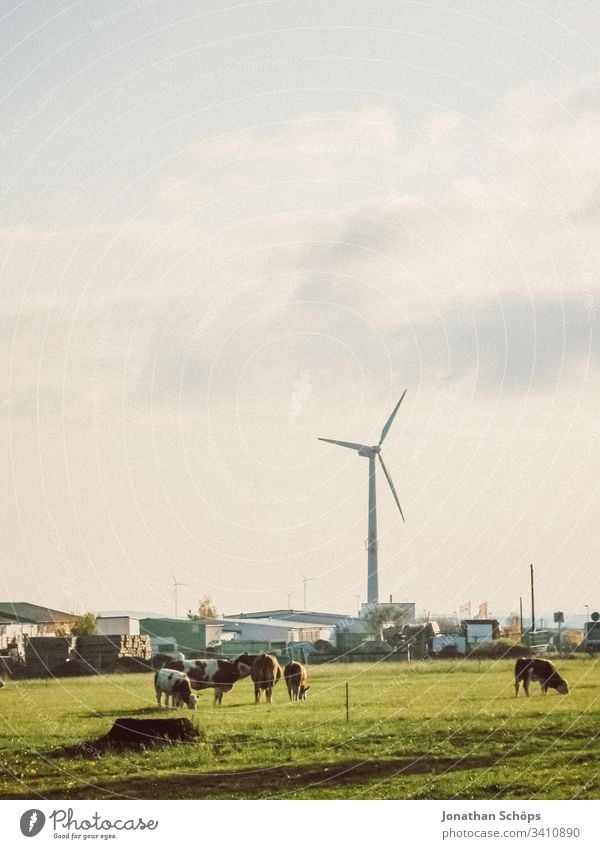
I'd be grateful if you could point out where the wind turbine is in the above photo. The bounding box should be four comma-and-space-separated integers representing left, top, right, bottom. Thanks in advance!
318, 391, 407, 607
172, 574, 189, 618
299, 571, 313, 611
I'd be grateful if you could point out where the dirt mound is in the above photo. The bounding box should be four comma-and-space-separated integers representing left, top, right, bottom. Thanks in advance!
57, 717, 202, 756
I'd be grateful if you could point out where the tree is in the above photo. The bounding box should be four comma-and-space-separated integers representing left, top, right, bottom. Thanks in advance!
435, 617, 461, 634
363, 604, 406, 638
70, 612, 98, 636
188, 596, 219, 620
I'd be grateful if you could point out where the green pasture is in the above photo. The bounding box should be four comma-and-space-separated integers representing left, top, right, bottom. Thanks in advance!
1, 657, 599, 800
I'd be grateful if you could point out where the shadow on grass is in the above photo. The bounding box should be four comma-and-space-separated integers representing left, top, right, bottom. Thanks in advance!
8, 755, 498, 800
79, 707, 174, 719
81, 701, 239, 718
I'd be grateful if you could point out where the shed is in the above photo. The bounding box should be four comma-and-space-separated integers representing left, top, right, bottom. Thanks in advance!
140, 618, 212, 655
583, 621, 600, 651
462, 619, 501, 647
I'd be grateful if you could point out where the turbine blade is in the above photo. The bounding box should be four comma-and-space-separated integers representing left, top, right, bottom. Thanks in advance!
378, 389, 407, 446
318, 438, 366, 451
378, 454, 405, 521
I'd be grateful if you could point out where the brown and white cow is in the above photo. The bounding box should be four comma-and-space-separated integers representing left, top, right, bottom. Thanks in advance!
514, 657, 569, 697
232, 654, 259, 679
154, 668, 198, 709
251, 653, 283, 704
283, 661, 309, 701
165, 658, 246, 704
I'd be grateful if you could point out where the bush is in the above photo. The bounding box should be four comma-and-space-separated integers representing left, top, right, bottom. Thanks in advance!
436, 645, 462, 659
70, 613, 98, 637
468, 639, 531, 659
313, 640, 334, 653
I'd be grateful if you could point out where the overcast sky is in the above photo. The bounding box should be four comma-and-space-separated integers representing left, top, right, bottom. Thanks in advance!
1, 1, 600, 621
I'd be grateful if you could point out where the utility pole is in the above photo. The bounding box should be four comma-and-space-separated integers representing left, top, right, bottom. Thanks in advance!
519, 596, 523, 641
530, 563, 536, 633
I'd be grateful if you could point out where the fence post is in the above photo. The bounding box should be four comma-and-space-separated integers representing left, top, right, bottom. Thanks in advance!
345, 681, 349, 722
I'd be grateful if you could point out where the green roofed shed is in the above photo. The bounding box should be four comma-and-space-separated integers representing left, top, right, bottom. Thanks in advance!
140, 618, 208, 655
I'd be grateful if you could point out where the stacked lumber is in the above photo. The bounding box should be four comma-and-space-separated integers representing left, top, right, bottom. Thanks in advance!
118, 634, 152, 659
24, 636, 75, 677
76, 635, 152, 672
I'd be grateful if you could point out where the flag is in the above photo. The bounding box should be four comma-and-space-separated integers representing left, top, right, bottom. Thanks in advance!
459, 602, 471, 619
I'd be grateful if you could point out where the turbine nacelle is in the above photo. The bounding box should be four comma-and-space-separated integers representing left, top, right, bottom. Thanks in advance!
358, 445, 381, 457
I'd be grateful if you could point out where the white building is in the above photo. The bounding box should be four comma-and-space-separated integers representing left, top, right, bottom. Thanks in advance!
220, 617, 336, 645
0, 616, 41, 651
96, 615, 140, 636
463, 619, 500, 647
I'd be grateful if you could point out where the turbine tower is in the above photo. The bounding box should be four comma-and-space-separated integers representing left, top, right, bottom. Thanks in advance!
318, 391, 406, 606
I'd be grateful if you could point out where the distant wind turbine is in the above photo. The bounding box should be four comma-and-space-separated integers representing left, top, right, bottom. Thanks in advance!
318, 391, 407, 606
172, 574, 189, 618
299, 571, 313, 611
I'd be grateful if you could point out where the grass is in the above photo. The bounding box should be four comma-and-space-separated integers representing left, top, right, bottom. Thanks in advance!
1, 656, 599, 799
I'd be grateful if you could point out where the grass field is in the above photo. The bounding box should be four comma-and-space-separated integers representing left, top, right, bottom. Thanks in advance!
1, 656, 599, 800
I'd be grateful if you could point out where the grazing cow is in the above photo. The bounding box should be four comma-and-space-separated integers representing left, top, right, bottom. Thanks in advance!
154, 668, 198, 710
251, 653, 282, 704
165, 658, 244, 705
284, 661, 309, 701
514, 657, 569, 697
0, 679, 4, 689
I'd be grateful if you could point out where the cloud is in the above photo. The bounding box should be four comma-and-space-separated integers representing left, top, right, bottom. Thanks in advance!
405, 293, 598, 394
5, 81, 600, 419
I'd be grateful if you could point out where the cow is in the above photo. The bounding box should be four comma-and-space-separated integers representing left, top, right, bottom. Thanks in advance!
232, 654, 259, 679
514, 657, 569, 697
165, 658, 246, 705
251, 653, 282, 704
0, 679, 4, 689
154, 668, 198, 710
284, 661, 309, 701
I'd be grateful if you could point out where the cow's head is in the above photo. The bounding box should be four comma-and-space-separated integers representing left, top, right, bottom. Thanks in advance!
299, 685, 310, 700
215, 659, 241, 687
233, 655, 256, 679
555, 679, 569, 695
187, 693, 198, 710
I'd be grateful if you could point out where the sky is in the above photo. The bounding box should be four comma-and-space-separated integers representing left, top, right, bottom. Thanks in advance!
1, 0, 600, 621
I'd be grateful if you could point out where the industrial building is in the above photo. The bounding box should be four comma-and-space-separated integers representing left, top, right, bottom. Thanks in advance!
0, 602, 78, 652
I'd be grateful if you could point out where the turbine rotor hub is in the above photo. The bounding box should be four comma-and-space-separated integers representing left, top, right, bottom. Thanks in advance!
358, 445, 380, 457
